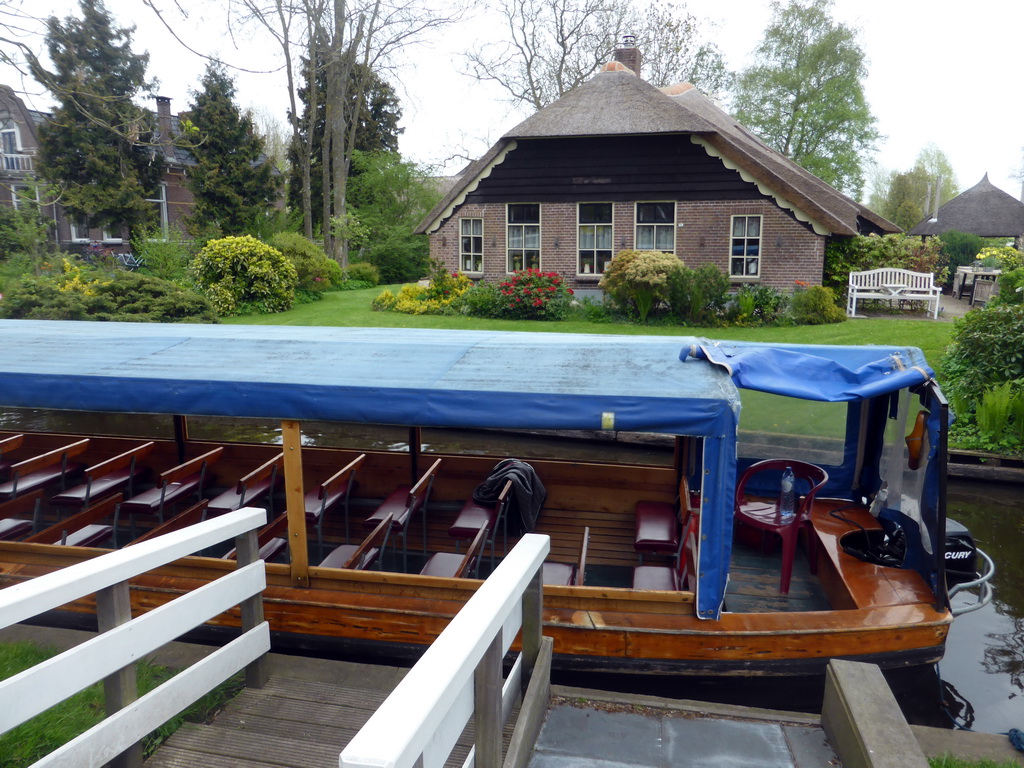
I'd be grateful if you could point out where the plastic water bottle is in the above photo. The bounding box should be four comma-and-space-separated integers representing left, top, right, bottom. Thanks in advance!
779, 466, 796, 521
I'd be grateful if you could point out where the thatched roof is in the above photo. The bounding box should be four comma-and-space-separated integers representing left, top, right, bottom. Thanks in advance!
908, 174, 1024, 237
417, 68, 897, 237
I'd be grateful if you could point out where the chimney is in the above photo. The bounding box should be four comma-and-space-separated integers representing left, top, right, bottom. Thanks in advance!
613, 35, 641, 79
155, 96, 172, 141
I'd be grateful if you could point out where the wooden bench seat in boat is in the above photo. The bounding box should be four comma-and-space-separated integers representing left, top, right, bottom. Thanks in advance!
420, 525, 488, 579
304, 453, 365, 557
0, 434, 25, 480
0, 490, 43, 541
448, 479, 513, 570
115, 447, 224, 538
542, 526, 590, 586
633, 513, 698, 591
223, 512, 288, 562
50, 442, 155, 511
319, 513, 392, 570
634, 476, 696, 563
127, 500, 208, 546
0, 439, 90, 501
206, 453, 283, 517
364, 458, 441, 570
26, 494, 120, 549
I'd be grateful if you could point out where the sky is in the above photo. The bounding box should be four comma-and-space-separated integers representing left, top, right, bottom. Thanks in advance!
6, 0, 1024, 203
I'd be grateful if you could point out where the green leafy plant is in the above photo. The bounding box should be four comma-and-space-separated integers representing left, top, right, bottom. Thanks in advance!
976, 246, 1023, 272
499, 268, 574, 320
456, 281, 503, 318
994, 268, 1024, 306
937, 230, 984, 286
975, 382, 1014, 438
267, 232, 340, 292
823, 234, 946, 297
190, 235, 298, 316
600, 249, 685, 322
789, 284, 846, 325
371, 261, 473, 315
132, 225, 195, 284
666, 263, 731, 326
346, 261, 380, 286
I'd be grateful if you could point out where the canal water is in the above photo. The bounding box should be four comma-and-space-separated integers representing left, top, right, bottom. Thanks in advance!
2, 409, 1021, 734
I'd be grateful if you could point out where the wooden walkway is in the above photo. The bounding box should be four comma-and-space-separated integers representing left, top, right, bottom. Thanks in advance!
146, 674, 518, 768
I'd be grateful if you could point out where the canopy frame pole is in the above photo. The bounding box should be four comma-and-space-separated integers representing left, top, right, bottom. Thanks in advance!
282, 419, 309, 587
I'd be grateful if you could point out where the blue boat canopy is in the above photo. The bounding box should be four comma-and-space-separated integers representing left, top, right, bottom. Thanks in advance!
0, 321, 938, 620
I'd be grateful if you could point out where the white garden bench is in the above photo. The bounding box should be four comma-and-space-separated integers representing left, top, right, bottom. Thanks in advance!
846, 268, 941, 320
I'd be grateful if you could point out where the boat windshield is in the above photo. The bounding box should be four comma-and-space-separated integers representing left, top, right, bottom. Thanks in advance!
737, 391, 847, 468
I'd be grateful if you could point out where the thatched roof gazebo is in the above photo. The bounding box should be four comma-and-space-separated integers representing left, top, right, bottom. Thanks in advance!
908, 174, 1024, 237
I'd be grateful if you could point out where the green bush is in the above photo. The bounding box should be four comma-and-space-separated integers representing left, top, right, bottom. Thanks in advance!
267, 232, 337, 292
190, 235, 297, 315
975, 246, 1024, 272
938, 230, 984, 286
346, 261, 380, 286
735, 284, 788, 325
0, 261, 217, 323
942, 305, 1024, 402
0, 199, 51, 260
994, 268, 1024, 305
600, 249, 685, 322
823, 234, 946, 297
789, 285, 846, 325
371, 262, 473, 315
665, 263, 730, 325
132, 226, 195, 284
499, 269, 574, 320
456, 281, 503, 318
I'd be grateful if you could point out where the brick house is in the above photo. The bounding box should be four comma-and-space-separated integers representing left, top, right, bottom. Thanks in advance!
0, 84, 194, 252
415, 50, 898, 294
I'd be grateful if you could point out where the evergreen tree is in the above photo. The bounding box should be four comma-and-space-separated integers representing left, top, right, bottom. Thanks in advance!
732, 0, 879, 198
185, 61, 278, 236
286, 53, 402, 236
31, 0, 162, 238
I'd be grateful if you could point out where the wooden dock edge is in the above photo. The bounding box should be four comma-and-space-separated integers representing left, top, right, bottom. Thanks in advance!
821, 659, 929, 768
503, 635, 553, 768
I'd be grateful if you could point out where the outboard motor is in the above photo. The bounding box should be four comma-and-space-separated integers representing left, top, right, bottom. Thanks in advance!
945, 518, 979, 587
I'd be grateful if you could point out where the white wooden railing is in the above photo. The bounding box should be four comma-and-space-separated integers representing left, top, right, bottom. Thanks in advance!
0, 506, 270, 768
340, 533, 551, 768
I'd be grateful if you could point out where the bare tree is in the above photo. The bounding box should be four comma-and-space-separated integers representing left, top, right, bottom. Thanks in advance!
464, 0, 730, 110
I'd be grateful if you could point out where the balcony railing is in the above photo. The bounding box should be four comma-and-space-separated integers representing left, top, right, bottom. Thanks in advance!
2, 153, 33, 172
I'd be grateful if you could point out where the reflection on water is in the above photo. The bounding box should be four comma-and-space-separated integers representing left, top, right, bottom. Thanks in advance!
944, 479, 1024, 734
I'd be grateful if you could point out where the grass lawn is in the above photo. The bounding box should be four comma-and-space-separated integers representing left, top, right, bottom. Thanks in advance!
224, 286, 955, 377
0, 641, 243, 767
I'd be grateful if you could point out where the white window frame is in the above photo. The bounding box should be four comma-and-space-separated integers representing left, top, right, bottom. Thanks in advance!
635, 202, 675, 253
506, 203, 540, 272
1, 123, 19, 155
69, 217, 90, 243
146, 183, 169, 236
459, 218, 483, 273
577, 202, 613, 275
730, 214, 762, 278
10, 184, 38, 209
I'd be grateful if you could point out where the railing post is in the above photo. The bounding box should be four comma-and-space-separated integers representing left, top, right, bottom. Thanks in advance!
520, 568, 543, 692
235, 527, 269, 689
96, 580, 142, 768
474, 633, 504, 768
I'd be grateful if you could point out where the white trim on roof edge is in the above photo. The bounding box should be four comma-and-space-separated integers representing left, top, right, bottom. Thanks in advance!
424, 140, 519, 234
689, 135, 831, 237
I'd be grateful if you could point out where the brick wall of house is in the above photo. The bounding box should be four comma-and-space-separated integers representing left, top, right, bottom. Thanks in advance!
430, 198, 825, 292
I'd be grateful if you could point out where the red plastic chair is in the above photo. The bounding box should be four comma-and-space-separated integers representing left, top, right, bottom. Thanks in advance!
733, 459, 829, 595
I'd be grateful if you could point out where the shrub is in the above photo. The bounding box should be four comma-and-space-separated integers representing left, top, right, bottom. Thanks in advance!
789, 285, 846, 325
347, 261, 380, 286
994, 268, 1024, 306
370, 261, 472, 315
938, 230, 984, 285
665, 263, 731, 326
942, 305, 1024, 405
190, 235, 298, 315
457, 281, 503, 318
371, 287, 397, 311
0, 198, 51, 260
499, 269, 574, 320
267, 232, 337, 292
600, 249, 685, 322
975, 246, 1024, 272
132, 225, 195, 284
0, 265, 217, 323
737, 284, 788, 324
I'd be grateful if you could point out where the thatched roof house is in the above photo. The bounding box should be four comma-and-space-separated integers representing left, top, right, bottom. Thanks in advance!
417, 53, 897, 291
908, 174, 1024, 238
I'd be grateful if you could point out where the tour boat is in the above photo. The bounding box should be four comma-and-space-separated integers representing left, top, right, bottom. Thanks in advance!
0, 320, 993, 676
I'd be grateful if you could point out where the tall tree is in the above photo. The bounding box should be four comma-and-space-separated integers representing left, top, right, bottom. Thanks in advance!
184, 61, 279, 236
31, 0, 162, 238
732, 0, 879, 198
465, 0, 729, 110
286, 54, 403, 235
867, 146, 958, 229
